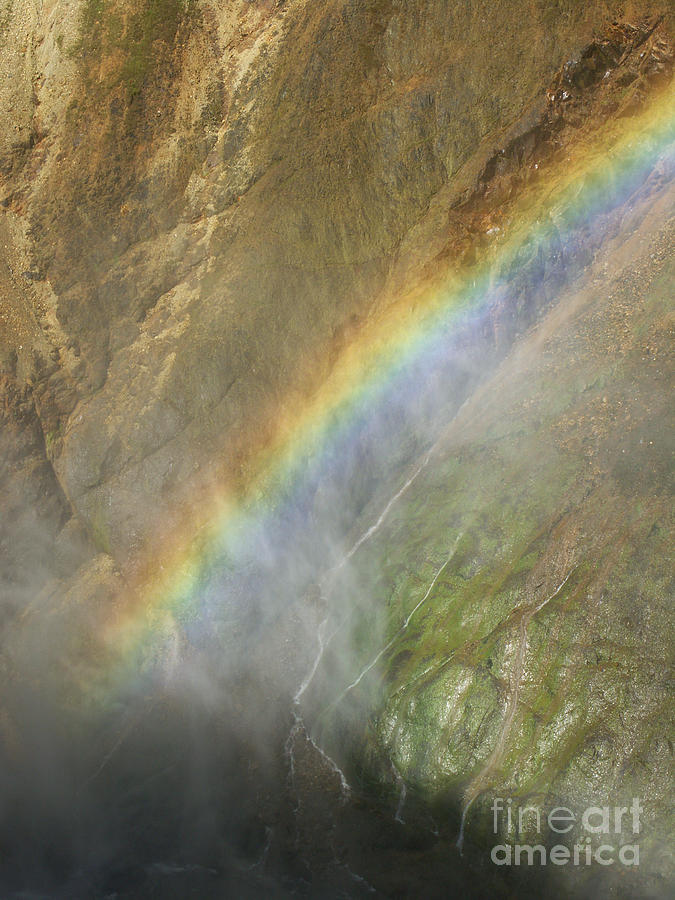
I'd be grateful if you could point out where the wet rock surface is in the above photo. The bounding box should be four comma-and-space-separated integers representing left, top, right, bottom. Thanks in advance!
311, 178, 675, 897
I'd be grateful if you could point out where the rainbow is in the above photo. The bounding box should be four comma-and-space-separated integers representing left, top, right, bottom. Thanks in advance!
94, 84, 674, 701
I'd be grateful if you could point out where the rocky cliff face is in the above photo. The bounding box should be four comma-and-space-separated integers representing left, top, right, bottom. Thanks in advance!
0, 2, 673, 897
1, 0, 669, 560
315, 182, 674, 893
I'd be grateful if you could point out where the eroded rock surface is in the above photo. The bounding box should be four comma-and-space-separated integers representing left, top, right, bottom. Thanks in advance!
1, 0, 670, 560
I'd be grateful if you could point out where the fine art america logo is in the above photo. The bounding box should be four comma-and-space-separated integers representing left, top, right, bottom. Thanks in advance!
490, 797, 643, 867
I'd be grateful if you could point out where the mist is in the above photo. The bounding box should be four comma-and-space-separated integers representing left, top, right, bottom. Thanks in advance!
1, 129, 671, 897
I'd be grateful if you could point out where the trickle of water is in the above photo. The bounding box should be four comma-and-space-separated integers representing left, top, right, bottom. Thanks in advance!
340, 452, 432, 566
248, 825, 273, 871
455, 569, 575, 853
284, 457, 449, 873
455, 794, 476, 855
394, 777, 407, 825
335, 535, 462, 705
286, 607, 351, 797
294, 616, 330, 705
341, 861, 378, 894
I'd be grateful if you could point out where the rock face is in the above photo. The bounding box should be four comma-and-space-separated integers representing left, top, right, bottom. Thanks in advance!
317, 185, 674, 890
0, 0, 670, 560
0, 1, 673, 897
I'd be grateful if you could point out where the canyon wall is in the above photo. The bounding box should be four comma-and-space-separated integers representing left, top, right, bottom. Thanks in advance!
1, 0, 669, 566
